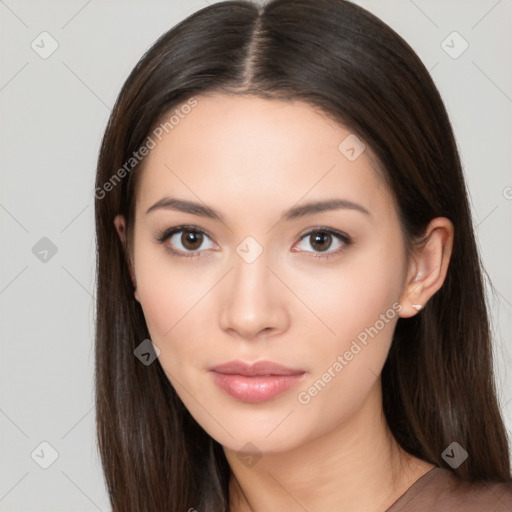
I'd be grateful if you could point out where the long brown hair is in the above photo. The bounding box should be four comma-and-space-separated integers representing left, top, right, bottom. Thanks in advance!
94, 1, 512, 510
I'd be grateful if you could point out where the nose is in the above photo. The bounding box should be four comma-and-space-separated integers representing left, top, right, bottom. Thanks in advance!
218, 247, 290, 341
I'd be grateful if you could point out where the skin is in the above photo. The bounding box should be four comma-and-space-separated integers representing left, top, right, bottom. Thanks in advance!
114, 93, 454, 511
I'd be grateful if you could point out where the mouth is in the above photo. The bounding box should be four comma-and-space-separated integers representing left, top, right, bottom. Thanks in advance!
208, 360, 306, 403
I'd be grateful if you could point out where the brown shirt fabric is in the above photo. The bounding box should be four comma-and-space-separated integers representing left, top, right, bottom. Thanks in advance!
385, 466, 512, 511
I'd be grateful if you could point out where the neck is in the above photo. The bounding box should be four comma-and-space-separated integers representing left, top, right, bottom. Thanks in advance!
224, 379, 434, 512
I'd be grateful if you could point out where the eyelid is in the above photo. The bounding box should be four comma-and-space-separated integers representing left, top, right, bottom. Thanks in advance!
155, 224, 214, 244
154, 225, 217, 259
296, 226, 350, 243
292, 227, 352, 258
155, 225, 352, 259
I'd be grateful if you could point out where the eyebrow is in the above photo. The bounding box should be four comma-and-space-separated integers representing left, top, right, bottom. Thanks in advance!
145, 196, 371, 220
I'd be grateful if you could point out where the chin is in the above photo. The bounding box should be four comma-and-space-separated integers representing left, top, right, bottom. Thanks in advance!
194, 406, 311, 454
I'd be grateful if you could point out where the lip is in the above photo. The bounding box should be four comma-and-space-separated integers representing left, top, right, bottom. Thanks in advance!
209, 360, 305, 376
209, 360, 306, 403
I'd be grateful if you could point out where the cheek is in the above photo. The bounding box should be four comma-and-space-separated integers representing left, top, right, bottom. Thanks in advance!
133, 243, 217, 364
288, 239, 404, 344
293, 280, 400, 426
129, 227, 406, 449
288, 236, 405, 389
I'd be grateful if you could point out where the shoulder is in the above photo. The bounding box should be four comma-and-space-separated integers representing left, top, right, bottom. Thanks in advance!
388, 466, 512, 512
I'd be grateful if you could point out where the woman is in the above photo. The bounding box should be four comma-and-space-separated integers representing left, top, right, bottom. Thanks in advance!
94, 1, 512, 510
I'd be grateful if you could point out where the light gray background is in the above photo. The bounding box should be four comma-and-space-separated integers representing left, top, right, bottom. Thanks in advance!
1, 0, 511, 510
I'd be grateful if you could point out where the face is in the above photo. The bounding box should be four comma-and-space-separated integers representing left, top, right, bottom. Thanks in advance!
117, 93, 412, 454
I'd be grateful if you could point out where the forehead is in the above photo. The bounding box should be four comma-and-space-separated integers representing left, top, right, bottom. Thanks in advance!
134, 93, 393, 220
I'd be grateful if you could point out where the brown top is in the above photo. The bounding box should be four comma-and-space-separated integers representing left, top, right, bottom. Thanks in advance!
385, 466, 512, 511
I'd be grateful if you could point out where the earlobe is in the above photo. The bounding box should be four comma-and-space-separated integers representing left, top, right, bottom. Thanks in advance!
398, 217, 454, 318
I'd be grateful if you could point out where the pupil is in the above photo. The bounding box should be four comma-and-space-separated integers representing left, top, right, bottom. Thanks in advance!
312, 232, 331, 252
183, 230, 202, 250
179, 231, 333, 252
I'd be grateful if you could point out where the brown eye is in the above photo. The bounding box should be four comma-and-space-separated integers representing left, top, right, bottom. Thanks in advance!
293, 228, 351, 259
156, 226, 217, 259
309, 231, 333, 252
180, 230, 203, 251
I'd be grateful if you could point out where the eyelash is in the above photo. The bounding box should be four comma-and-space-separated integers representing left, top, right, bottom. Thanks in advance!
154, 225, 352, 260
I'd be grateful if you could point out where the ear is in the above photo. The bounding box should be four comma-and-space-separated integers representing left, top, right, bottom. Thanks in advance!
113, 214, 140, 303
398, 217, 454, 318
